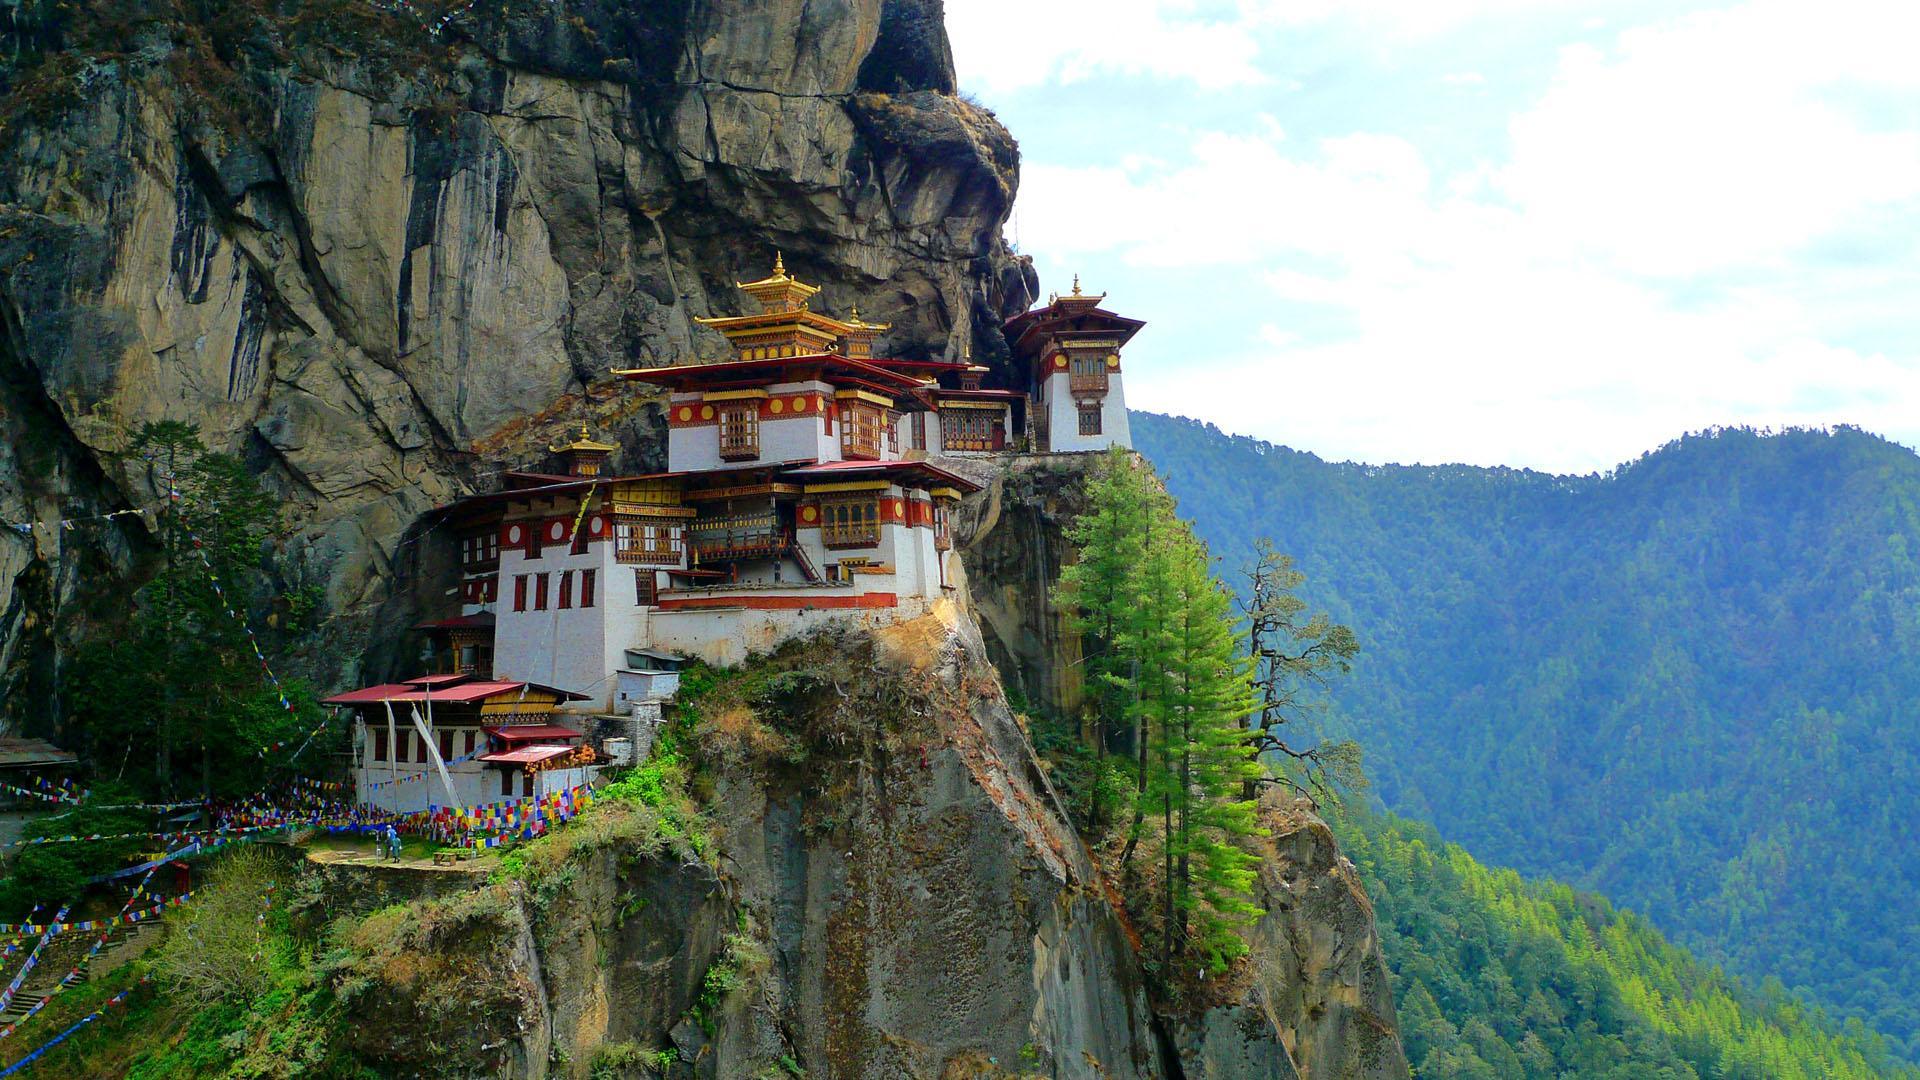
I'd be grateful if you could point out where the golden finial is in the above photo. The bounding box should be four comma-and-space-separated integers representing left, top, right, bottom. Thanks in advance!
1071, 274, 1081, 296
772, 251, 786, 278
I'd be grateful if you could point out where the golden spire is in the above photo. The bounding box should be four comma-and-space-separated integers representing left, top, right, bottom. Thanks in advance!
735, 251, 819, 313
551, 423, 618, 454
1051, 273, 1105, 307
845, 303, 892, 332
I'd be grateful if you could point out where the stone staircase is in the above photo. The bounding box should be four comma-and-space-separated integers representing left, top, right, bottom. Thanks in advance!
0, 989, 47, 1025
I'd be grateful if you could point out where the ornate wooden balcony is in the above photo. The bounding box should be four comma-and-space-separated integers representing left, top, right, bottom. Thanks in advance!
688, 517, 788, 563
822, 520, 881, 548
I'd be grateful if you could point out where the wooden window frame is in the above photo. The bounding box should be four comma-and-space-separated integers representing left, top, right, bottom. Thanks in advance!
461, 532, 499, 571
1077, 405, 1102, 437
513, 574, 528, 612
718, 403, 760, 461
821, 497, 882, 548
840, 404, 884, 460
558, 570, 573, 609
1069, 354, 1108, 394
615, 518, 684, 565
580, 568, 596, 609
534, 573, 550, 611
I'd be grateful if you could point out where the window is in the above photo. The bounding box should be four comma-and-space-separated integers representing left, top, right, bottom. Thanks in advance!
570, 516, 590, 555
461, 532, 499, 569
558, 570, 573, 609
821, 498, 881, 548
417, 733, 429, 763
534, 573, 550, 611
439, 730, 453, 761
485, 578, 498, 603
887, 412, 899, 452
501, 769, 513, 796
840, 404, 883, 459
463, 731, 476, 756
934, 502, 952, 551
513, 574, 528, 612
1070, 353, 1108, 393
615, 519, 683, 565
719, 404, 759, 460
373, 729, 387, 763
580, 568, 596, 609
1078, 405, 1102, 436
942, 408, 996, 452
635, 569, 656, 606
525, 520, 543, 559
522, 772, 534, 797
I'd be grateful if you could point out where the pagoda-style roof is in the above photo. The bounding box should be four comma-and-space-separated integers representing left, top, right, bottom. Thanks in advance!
732, 252, 818, 313
549, 425, 618, 454
1004, 277, 1145, 362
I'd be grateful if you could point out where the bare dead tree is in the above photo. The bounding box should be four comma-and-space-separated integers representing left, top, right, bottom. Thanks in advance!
1242, 539, 1363, 805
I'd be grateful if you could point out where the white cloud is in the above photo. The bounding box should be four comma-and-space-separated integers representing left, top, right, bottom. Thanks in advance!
987, 0, 1920, 470
1499, 2, 1920, 276
946, 0, 1269, 92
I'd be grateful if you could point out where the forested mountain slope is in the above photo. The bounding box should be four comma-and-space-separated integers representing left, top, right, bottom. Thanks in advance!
1340, 812, 1917, 1080
1133, 413, 1920, 1059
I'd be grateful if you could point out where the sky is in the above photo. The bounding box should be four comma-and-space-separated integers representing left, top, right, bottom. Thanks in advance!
944, 0, 1920, 473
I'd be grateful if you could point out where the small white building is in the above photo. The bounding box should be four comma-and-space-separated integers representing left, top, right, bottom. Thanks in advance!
322, 674, 596, 815
1004, 278, 1143, 453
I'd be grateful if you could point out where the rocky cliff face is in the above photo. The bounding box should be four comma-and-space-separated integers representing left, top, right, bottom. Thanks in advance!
0, 0, 1035, 723
308, 608, 1404, 1079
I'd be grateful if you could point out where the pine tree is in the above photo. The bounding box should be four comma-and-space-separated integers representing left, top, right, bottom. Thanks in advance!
1058, 449, 1267, 975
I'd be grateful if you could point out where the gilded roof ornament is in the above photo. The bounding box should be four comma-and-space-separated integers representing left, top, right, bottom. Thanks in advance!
1049, 272, 1106, 306
735, 251, 820, 313
551, 423, 618, 454
845, 304, 892, 332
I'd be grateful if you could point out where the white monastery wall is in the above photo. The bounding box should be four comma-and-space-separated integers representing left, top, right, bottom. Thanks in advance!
1041, 371, 1131, 452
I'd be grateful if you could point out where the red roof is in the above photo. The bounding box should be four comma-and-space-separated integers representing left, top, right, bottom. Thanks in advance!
323, 678, 589, 706
485, 724, 583, 742
932, 387, 1025, 400
479, 745, 578, 765
1004, 300, 1146, 362
781, 459, 981, 493
414, 612, 496, 631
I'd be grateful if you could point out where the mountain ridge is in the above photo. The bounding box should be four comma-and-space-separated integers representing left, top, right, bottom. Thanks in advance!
1133, 409, 1920, 1058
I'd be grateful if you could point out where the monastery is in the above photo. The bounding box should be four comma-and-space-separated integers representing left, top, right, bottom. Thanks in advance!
327, 259, 1145, 812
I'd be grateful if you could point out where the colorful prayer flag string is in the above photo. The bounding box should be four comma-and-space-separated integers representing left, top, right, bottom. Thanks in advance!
0, 866, 160, 1042
0, 977, 148, 1077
